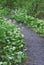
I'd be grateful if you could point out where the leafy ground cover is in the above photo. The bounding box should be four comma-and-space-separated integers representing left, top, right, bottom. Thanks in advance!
11, 9, 44, 37
0, 17, 26, 65
0, 5, 10, 17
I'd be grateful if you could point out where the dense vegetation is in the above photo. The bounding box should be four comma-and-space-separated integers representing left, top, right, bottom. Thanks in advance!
11, 9, 44, 37
0, 0, 44, 17
0, 17, 26, 65
0, 6, 10, 16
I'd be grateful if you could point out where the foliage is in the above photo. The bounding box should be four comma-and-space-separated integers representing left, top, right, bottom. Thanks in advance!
0, 5, 10, 16
0, 0, 44, 17
0, 17, 26, 65
11, 8, 27, 23
11, 9, 44, 37
0, 0, 14, 8
11, 0, 44, 17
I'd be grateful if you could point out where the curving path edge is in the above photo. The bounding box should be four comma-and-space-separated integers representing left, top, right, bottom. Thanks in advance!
6, 17, 44, 65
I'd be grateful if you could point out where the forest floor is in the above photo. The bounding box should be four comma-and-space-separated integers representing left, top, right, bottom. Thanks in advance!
5, 16, 44, 65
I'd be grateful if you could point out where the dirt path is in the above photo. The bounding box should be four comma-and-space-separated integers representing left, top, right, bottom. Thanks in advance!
6, 17, 44, 65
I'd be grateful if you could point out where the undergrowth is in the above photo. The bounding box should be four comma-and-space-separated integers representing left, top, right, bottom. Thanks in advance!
0, 5, 10, 17
0, 17, 26, 65
11, 9, 44, 37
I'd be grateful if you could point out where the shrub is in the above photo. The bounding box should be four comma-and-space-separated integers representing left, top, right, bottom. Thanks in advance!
0, 17, 26, 65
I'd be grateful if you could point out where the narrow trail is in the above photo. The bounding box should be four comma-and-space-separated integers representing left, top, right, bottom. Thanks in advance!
6, 17, 44, 65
